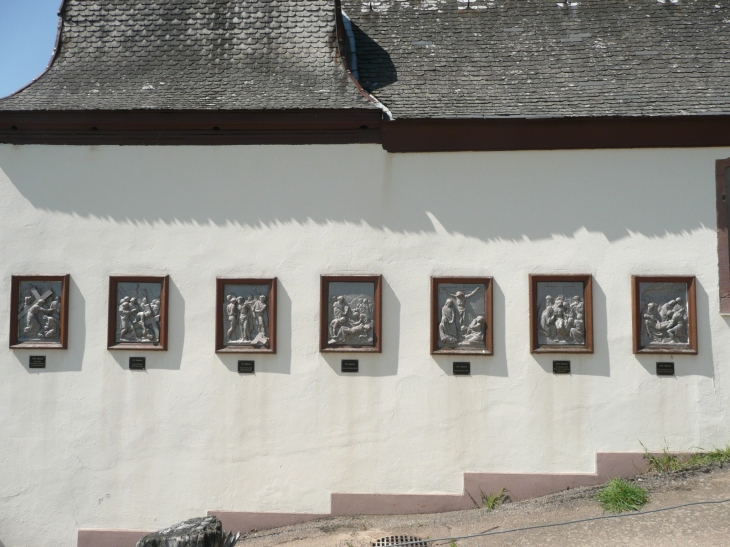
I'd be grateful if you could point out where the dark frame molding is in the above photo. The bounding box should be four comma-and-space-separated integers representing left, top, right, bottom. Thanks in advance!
9, 274, 70, 350
0, 109, 382, 146
215, 278, 277, 354
631, 275, 698, 355
382, 116, 730, 153
107, 276, 169, 351
5, 112, 730, 150
430, 277, 493, 356
320, 275, 382, 353
529, 274, 594, 354
717, 158, 730, 314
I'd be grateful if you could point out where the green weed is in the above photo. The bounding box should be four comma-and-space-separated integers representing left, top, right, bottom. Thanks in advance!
481, 488, 509, 512
684, 445, 730, 468
642, 443, 683, 474
642, 442, 730, 474
595, 478, 649, 513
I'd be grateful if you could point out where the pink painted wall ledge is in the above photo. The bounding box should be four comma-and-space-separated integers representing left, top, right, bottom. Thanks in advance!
77, 529, 149, 547
330, 452, 653, 516
78, 452, 664, 547
209, 511, 328, 535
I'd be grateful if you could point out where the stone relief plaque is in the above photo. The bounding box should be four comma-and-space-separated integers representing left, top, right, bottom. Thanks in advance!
116, 283, 163, 344
431, 277, 493, 355
328, 282, 375, 346
18, 281, 64, 343
320, 275, 382, 352
530, 275, 593, 354
536, 282, 585, 346
632, 276, 697, 354
639, 283, 689, 347
108, 276, 169, 350
10, 275, 69, 349
216, 278, 276, 354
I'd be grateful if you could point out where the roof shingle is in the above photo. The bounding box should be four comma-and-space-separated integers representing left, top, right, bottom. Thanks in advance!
344, 0, 730, 119
0, 0, 375, 111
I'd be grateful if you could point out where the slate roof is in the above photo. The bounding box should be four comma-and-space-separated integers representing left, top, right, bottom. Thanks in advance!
344, 0, 730, 119
0, 0, 375, 111
4, 0, 730, 120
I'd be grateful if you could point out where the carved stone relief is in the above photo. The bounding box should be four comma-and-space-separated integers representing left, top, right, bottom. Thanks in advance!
639, 282, 690, 347
327, 282, 375, 347
116, 282, 163, 344
17, 281, 63, 343
536, 281, 586, 346
222, 284, 271, 348
436, 283, 486, 349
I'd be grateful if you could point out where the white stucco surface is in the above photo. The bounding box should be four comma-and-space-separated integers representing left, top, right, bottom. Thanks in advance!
1, 144, 729, 547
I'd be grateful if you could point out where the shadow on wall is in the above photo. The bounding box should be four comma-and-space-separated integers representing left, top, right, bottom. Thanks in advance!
0, 146, 720, 243
17, 275, 86, 373
321, 277, 401, 376
216, 282, 293, 375
432, 279, 509, 377
531, 280, 610, 377
635, 280, 715, 379
109, 278, 185, 371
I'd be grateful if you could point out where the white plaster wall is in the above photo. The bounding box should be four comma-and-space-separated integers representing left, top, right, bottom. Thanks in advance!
0, 144, 729, 547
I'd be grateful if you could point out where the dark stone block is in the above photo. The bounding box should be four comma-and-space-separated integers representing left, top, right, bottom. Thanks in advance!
137, 516, 222, 547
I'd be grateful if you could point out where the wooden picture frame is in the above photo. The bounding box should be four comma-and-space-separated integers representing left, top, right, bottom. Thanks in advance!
216, 278, 277, 354
716, 158, 730, 314
107, 276, 169, 351
320, 275, 382, 353
10, 275, 70, 349
530, 274, 593, 354
430, 277, 493, 356
632, 275, 697, 355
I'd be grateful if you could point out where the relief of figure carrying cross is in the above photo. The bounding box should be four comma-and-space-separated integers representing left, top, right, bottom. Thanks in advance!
17, 285, 61, 341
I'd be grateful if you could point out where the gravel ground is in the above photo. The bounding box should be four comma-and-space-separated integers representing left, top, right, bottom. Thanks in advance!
236, 464, 730, 547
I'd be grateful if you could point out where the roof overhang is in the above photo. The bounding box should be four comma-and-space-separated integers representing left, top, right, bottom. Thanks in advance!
0, 109, 383, 145
3, 110, 730, 151
381, 115, 730, 152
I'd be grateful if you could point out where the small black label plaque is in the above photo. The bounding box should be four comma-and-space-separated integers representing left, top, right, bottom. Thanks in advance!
453, 362, 471, 375
29, 356, 46, 369
129, 357, 146, 370
553, 361, 571, 374
657, 362, 675, 376
341, 360, 359, 373
238, 360, 255, 374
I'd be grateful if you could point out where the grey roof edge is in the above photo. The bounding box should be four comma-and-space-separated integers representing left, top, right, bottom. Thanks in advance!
2, 0, 67, 101
393, 112, 730, 120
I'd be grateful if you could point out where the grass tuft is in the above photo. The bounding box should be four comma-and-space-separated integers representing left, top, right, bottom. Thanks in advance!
481, 488, 509, 511
684, 445, 730, 469
642, 444, 683, 474
595, 478, 649, 513
642, 442, 730, 474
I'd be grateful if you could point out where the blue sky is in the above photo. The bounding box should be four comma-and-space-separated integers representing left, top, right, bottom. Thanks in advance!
0, 0, 62, 98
